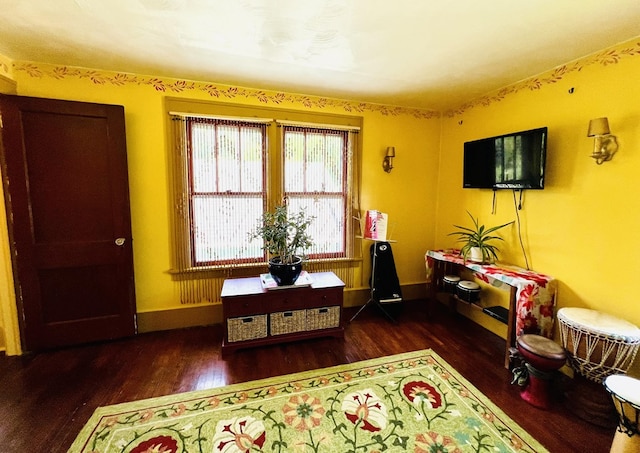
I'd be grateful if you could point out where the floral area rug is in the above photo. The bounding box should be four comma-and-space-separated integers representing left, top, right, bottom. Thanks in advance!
69, 349, 547, 453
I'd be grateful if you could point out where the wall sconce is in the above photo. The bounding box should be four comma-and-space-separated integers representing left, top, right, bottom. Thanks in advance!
382, 147, 395, 173
587, 117, 618, 165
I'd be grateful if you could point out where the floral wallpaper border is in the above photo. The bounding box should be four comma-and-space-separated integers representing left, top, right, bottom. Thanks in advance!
13, 61, 439, 120
444, 40, 640, 117
10, 38, 640, 119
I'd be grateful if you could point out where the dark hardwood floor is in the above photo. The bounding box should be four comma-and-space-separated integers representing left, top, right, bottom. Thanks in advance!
0, 300, 613, 452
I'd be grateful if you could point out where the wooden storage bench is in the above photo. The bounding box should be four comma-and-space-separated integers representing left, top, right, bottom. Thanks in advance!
220, 271, 345, 355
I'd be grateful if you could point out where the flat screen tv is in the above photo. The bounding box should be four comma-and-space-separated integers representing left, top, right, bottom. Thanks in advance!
463, 127, 547, 190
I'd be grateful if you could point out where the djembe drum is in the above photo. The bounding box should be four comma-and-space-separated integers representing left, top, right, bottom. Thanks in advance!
604, 375, 640, 453
558, 308, 640, 427
515, 334, 567, 409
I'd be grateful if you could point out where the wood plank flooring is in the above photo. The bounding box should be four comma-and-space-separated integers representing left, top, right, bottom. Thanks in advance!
0, 300, 614, 452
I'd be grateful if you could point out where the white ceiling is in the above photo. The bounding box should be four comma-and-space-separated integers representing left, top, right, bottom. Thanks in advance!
1, 0, 640, 110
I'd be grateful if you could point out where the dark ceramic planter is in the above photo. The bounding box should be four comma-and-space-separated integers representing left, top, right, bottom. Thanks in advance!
268, 256, 303, 286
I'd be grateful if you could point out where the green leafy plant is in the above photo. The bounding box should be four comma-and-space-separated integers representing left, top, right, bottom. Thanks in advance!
250, 205, 315, 264
448, 211, 513, 263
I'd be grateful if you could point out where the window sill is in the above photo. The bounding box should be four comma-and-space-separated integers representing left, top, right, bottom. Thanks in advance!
168, 257, 363, 279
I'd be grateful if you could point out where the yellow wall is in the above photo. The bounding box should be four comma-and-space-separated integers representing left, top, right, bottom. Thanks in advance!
2, 38, 640, 371
436, 40, 640, 374
0, 61, 440, 353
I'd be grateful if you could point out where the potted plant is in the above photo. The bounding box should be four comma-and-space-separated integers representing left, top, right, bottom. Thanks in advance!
448, 211, 513, 264
250, 205, 315, 285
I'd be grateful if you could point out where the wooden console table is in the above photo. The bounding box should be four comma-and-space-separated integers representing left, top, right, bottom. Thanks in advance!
425, 249, 557, 368
220, 271, 345, 355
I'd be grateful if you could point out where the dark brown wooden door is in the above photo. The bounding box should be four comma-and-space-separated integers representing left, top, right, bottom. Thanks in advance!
0, 94, 136, 351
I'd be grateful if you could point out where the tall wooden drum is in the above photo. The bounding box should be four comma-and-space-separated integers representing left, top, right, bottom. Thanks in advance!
604, 375, 640, 453
557, 308, 640, 427
558, 308, 640, 383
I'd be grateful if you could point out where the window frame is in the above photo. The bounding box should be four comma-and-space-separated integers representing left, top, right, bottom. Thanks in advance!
185, 118, 269, 267
166, 98, 362, 274
281, 124, 351, 261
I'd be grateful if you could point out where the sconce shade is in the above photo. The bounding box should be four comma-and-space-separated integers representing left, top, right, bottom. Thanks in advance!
587, 117, 618, 164
382, 147, 395, 173
588, 117, 611, 136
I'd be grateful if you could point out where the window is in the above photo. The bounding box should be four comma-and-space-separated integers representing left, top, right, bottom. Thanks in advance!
188, 118, 267, 266
168, 103, 361, 273
283, 125, 350, 259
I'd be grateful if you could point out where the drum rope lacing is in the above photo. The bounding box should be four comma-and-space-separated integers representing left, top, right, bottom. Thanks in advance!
559, 321, 640, 383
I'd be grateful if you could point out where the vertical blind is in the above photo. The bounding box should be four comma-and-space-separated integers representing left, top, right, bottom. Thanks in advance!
168, 113, 361, 304
282, 125, 350, 260
170, 115, 268, 271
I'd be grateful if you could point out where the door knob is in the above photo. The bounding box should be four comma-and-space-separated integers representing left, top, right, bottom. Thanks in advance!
115, 238, 126, 246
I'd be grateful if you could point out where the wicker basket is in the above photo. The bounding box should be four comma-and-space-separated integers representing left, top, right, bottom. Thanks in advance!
227, 315, 267, 342
270, 310, 306, 336
306, 306, 340, 330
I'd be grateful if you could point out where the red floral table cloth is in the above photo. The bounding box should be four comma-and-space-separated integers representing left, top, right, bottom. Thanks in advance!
425, 249, 557, 338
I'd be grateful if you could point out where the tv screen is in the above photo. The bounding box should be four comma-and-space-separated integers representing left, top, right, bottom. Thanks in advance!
463, 137, 495, 189
463, 127, 547, 190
